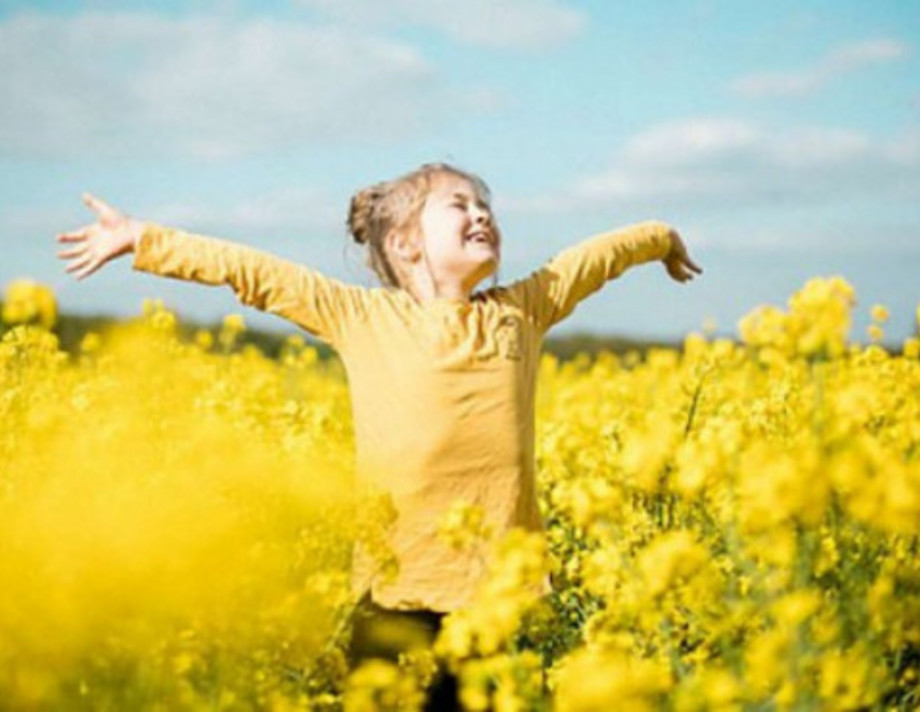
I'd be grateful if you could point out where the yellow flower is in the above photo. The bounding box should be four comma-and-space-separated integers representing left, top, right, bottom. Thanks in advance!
79, 332, 102, 354
2, 278, 57, 330
744, 628, 790, 694
769, 589, 821, 628
738, 305, 789, 353
737, 276, 857, 359
343, 659, 409, 712
817, 644, 883, 709
554, 476, 623, 530
554, 648, 672, 712
700, 667, 742, 707
673, 665, 743, 711
737, 442, 826, 534
172, 652, 196, 675
437, 499, 494, 552
619, 422, 679, 493
636, 531, 708, 599
222, 313, 246, 332
194, 329, 214, 351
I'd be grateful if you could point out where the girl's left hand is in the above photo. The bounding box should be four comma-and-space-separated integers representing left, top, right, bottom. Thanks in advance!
663, 228, 703, 283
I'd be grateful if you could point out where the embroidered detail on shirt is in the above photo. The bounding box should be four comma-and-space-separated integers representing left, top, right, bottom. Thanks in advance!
496, 314, 523, 361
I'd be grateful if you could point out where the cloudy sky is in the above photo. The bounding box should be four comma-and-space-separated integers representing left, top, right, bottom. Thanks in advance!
2, 0, 918, 344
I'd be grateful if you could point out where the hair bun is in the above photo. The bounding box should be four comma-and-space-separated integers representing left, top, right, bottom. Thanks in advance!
347, 184, 386, 245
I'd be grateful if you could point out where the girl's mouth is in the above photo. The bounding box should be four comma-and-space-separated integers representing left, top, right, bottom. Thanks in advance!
466, 231, 493, 245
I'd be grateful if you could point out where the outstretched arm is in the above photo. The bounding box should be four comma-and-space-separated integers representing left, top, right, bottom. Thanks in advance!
504, 220, 702, 333
56, 193, 361, 347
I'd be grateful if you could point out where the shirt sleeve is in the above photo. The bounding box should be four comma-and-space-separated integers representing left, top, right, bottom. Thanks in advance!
504, 220, 673, 333
131, 221, 366, 348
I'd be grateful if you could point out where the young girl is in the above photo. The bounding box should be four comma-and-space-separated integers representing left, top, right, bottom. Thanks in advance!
55, 162, 702, 709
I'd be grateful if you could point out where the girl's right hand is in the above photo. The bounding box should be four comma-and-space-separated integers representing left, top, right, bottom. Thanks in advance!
56, 192, 147, 280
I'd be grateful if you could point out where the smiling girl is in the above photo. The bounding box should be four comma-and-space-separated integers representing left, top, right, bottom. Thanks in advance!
56, 161, 702, 709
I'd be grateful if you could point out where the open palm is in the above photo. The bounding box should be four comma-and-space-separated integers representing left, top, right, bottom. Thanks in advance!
56, 193, 145, 280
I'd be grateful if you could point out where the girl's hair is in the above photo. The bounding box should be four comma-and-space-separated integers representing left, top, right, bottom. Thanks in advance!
346, 162, 493, 290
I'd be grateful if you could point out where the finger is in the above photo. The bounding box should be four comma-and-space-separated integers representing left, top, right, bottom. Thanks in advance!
65, 254, 94, 275
57, 244, 88, 259
57, 226, 91, 243
684, 256, 703, 274
82, 192, 117, 217
75, 259, 102, 280
672, 264, 693, 282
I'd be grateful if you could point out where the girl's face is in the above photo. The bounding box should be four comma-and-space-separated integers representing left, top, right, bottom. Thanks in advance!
414, 172, 501, 291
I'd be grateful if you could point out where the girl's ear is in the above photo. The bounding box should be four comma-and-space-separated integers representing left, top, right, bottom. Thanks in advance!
387, 227, 422, 263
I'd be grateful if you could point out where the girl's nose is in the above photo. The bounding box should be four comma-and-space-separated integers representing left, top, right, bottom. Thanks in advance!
471, 205, 491, 225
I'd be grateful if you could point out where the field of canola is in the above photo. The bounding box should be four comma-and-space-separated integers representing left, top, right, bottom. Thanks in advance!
1, 275, 919, 711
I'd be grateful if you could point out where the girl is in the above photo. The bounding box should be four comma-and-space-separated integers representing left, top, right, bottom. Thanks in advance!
56, 162, 702, 709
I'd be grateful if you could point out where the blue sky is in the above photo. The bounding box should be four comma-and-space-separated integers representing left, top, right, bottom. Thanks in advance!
1, 0, 918, 344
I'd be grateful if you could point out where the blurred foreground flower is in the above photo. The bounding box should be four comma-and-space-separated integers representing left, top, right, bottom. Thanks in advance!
1, 278, 57, 330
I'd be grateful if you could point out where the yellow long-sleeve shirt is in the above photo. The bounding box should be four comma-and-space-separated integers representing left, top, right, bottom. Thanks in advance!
132, 220, 673, 612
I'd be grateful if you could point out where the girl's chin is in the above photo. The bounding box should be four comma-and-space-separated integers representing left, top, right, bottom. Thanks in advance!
461, 252, 498, 267
473, 248, 499, 262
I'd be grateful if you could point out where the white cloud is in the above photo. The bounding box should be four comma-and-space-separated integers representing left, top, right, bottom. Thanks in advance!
0, 10, 500, 160
295, 0, 586, 50
620, 118, 876, 170
730, 38, 910, 98
499, 117, 920, 246
620, 118, 762, 167
144, 187, 342, 234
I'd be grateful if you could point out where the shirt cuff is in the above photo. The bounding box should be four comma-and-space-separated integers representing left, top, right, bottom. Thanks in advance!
131, 221, 162, 272
643, 220, 674, 261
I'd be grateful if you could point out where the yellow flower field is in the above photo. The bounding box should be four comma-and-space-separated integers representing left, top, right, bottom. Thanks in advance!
1, 276, 919, 711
